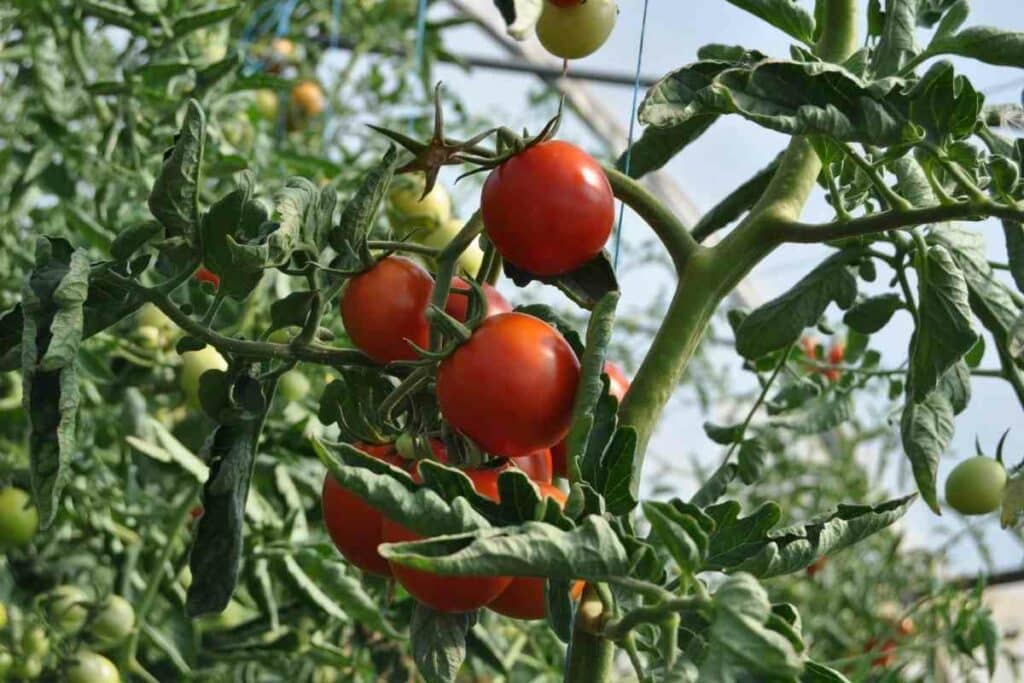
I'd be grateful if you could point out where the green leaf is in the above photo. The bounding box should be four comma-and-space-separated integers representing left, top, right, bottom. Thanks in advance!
690, 463, 740, 507
871, 0, 921, 76
701, 573, 804, 679
171, 6, 239, 38
380, 516, 632, 581
329, 148, 397, 265
565, 293, 613, 471
615, 116, 716, 179
643, 501, 709, 575
282, 555, 348, 621
802, 660, 852, 682
928, 26, 1024, 68
200, 176, 268, 300
503, 252, 619, 311
110, 221, 164, 261
410, 605, 471, 683
736, 250, 860, 359
901, 362, 970, 514
149, 99, 205, 245
21, 239, 89, 528
318, 371, 396, 444
692, 156, 779, 242
187, 414, 264, 616
910, 244, 977, 401
644, 59, 909, 147
843, 293, 903, 334
722, 0, 816, 44
737, 438, 767, 484
312, 439, 491, 537
906, 62, 983, 145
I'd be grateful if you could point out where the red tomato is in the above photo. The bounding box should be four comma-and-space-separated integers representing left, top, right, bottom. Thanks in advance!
445, 277, 512, 323
196, 266, 220, 289
382, 467, 512, 612
864, 638, 896, 668
551, 361, 629, 478
828, 342, 845, 365
488, 483, 584, 620
437, 313, 579, 457
510, 449, 553, 483
340, 257, 433, 363
801, 336, 819, 359
482, 141, 614, 276
805, 556, 827, 577
322, 442, 405, 576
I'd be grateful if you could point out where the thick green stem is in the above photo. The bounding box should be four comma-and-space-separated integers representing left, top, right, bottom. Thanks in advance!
566, 587, 615, 683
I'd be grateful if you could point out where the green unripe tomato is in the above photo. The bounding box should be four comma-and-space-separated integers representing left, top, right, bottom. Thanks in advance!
267, 327, 295, 344
0, 650, 11, 679
0, 487, 39, 547
89, 595, 135, 645
254, 89, 279, 120
197, 599, 256, 632
21, 627, 50, 658
11, 656, 42, 680
0, 603, 6, 630
415, 218, 485, 277
389, 175, 451, 227
278, 371, 311, 403
945, 456, 1007, 515
66, 652, 120, 683
0, 372, 23, 412
179, 345, 228, 409
135, 325, 162, 349
536, 0, 617, 60
46, 585, 89, 633
136, 303, 174, 331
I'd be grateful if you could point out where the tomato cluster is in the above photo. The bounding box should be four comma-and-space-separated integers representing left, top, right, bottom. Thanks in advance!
800, 336, 845, 382
322, 442, 580, 616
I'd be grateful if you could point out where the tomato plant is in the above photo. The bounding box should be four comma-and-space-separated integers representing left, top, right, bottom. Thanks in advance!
2, 1, 1024, 682
437, 312, 580, 456
322, 443, 407, 576
482, 140, 615, 275
381, 466, 513, 612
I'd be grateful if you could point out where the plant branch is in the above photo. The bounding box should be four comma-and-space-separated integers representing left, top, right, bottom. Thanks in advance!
106, 270, 375, 368
775, 201, 1024, 243
602, 165, 699, 272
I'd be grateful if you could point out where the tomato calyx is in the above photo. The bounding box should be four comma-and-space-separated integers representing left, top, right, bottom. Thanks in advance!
369, 83, 498, 200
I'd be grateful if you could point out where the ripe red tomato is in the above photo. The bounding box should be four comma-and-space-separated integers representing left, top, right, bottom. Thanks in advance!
445, 277, 511, 323
864, 638, 896, 668
196, 266, 220, 289
322, 442, 405, 576
805, 556, 827, 577
482, 141, 614, 276
382, 466, 513, 612
340, 257, 433, 363
437, 313, 579, 457
828, 342, 845, 365
510, 449, 553, 483
551, 361, 629, 478
488, 483, 584, 619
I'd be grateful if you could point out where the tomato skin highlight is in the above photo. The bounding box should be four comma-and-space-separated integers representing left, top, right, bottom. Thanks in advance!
341, 256, 434, 363
944, 456, 1007, 515
382, 467, 513, 612
482, 140, 614, 276
438, 313, 580, 457
445, 277, 511, 323
322, 443, 406, 576
488, 483, 584, 619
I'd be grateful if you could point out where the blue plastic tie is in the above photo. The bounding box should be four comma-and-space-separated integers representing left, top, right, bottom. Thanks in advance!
612, 0, 651, 270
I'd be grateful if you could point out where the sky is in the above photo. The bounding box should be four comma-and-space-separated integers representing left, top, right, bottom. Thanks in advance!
406, 1, 1024, 578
